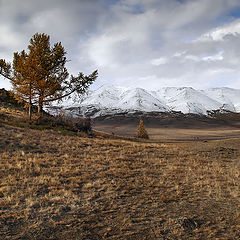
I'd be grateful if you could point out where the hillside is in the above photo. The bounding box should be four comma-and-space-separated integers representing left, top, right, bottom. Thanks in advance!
0, 123, 240, 239
0, 88, 92, 135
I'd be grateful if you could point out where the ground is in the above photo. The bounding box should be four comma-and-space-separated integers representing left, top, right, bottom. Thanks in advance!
0, 123, 240, 239
94, 121, 240, 141
92, 111, 240, 141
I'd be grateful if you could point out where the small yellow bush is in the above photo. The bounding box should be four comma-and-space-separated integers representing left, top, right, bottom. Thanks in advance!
136, 120, 149, 139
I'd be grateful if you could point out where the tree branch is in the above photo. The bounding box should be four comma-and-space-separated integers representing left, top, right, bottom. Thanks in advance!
0, 59, 12, 80
42, 70, 98, 103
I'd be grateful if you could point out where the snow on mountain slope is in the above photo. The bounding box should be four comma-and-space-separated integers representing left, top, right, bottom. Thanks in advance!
152, 87, 223, 114
202, 87, 240, 112
80, 86, 169, 112
80, 85, 125, 108
117, 88, 169, 112
48, 86, 240, 117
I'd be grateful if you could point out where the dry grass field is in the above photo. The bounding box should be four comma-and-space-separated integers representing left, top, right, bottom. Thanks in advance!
93, 121, 240, 141
92, 108, 240, 141
1, 122, 240, 239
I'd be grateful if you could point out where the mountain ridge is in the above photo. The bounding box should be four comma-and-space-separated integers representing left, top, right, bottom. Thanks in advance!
46, 86, 240, 118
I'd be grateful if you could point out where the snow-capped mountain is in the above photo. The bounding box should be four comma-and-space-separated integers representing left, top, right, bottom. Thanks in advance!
46, 86, 240, 118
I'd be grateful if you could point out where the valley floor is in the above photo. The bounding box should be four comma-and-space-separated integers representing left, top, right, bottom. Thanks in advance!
94, 122, 240, 141
93, 116, 240, 141
0, 124, 240, 239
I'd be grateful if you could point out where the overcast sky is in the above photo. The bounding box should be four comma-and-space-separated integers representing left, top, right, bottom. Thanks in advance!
1, 0, 240, 90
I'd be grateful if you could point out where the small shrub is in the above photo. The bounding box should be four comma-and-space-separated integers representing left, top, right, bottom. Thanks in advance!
54, 114, 92, 134
34, 114, 92, 134
136, 120, 149, 139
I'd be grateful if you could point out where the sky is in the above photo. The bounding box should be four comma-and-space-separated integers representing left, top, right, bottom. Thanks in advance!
1, 0, 240, 90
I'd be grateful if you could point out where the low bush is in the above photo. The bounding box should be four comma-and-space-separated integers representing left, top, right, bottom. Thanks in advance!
136, 119, 149, 139
36, 114, 92, 134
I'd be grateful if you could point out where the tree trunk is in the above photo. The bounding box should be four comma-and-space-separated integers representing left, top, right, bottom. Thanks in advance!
28, 103, 32, 120
28, 84, 32, 120
38, 96, 43, 117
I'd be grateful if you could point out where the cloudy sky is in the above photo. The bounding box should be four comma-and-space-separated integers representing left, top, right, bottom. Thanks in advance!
1, 0, 240, 90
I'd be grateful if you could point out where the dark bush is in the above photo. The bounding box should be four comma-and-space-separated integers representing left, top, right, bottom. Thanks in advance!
53, 114, 92, 134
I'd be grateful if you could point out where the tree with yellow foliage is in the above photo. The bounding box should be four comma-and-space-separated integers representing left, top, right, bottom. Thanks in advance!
0, 33, 98, 120
136, 119, 149, 139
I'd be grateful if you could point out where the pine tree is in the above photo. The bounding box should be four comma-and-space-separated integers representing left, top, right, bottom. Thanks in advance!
136, 119, 149, 139
0, 33, 98, 119
26, 33, 68, 115
12, 50, 38, 120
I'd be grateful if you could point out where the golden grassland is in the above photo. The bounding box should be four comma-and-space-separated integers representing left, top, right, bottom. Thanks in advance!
0, 122, 240, 240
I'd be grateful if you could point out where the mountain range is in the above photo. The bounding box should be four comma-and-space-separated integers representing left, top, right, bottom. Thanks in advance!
47, 86, 240, 118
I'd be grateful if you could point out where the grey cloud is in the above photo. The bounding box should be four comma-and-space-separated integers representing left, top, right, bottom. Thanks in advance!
1, 0, 240, 90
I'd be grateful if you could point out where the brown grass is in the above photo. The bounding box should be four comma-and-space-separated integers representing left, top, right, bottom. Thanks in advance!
0, 123, 240, 239
94, 122, 240, 141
